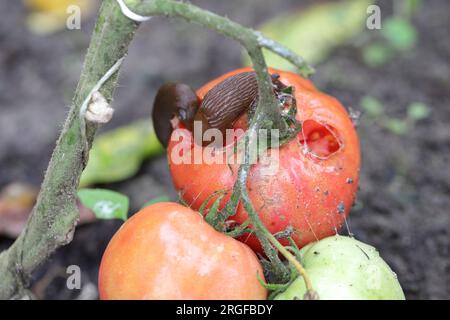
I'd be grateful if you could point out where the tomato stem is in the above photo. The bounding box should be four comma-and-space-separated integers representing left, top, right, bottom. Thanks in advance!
241, 183, 315, 294
238, 131, 317, 298
132, 0, 314, 77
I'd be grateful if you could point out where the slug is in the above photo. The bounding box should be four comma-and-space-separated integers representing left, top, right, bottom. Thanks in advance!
152, 71, 283, 147
194, 72, 258, 136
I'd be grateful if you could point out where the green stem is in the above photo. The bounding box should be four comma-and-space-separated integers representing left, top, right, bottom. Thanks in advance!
132, 0, 313, 77
238, 135, 314, 292
237, 152, 290, 281
224, 220, 251, 238
0, 0, 139, 299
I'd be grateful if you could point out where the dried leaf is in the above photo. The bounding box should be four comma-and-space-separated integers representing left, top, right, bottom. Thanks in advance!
0, 182, 38, 238
0, 183, 98, 238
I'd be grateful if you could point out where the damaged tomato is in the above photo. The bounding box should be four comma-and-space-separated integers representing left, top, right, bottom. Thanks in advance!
167, 68, 360, 252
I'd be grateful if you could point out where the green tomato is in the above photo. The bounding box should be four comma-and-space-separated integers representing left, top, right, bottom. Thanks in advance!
275, 235, 405, 300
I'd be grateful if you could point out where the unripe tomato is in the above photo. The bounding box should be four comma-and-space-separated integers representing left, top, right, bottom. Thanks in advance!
98, 202, 267, 300
275, 235, 405, 300
168, 68, 360, 252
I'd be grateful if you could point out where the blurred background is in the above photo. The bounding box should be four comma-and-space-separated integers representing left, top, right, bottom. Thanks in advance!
0, 0, 449, 299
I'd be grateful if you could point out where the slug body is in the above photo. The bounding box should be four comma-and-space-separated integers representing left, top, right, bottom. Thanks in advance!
194, 72, 258, 135
152, 71, 272, 147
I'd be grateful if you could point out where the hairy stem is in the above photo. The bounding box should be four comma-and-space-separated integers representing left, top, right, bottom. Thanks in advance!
132, 0, 313, 77
239, 133, 315, 294
0, 0, 138, 299
256, 34, 315, 77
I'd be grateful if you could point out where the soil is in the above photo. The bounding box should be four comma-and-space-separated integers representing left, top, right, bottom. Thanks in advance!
0, 0, 449, 299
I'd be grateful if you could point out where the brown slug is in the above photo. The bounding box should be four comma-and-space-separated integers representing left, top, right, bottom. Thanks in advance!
152, 71, 283, 147
194, 72, 258, 136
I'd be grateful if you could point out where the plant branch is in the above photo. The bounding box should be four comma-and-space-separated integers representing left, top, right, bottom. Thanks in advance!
0, 0, 139, 299
256, 34, 315, 77
132, 0, 314, 77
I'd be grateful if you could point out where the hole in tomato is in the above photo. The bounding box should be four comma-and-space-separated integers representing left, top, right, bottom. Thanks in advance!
298, 120, 342, 159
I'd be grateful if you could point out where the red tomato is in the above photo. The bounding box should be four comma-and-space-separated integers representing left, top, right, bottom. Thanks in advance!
168, 68, 360, 252
98, 202, 267, 300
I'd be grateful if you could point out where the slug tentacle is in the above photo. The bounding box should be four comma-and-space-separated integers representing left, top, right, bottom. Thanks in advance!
152, 82, 199, 147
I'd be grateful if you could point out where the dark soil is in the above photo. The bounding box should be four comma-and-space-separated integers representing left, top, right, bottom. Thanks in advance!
0, 0, 449, 299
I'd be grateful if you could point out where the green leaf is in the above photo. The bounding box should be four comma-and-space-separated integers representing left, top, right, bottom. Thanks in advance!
205, 193, 226, 225
141, 196, 170, 209
407, 102, 431, 120
383, 119, 409, 135
362, 44, 392, 67
198, 189, 227, 216
78, 188, 129, 221
382, 17, 417, 50
281, 86, 293, 95
243, 0, 371, 69
79, 120, 164, 187
360, 96, 384, 118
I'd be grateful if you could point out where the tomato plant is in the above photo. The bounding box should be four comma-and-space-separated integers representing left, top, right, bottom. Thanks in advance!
275, 235, 405, 300
98, 202, 267, 300
167, 67, 360, 252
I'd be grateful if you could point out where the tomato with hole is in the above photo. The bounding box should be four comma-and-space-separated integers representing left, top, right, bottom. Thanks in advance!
167, 68, 360, 253
98, 202, 267, 300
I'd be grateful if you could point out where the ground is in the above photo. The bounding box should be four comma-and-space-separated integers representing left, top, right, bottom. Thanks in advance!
0, 0, 448, 299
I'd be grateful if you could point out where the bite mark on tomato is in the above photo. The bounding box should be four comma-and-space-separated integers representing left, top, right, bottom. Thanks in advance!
298, 120, 342, 159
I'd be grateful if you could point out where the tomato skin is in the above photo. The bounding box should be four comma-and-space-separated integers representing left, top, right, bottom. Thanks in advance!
98, 202, 267, 300
168, 68, 360, 252
275, 236, 405, 300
